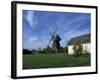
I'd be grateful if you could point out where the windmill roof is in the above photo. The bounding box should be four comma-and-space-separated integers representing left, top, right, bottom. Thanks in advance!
68, 33, 90, 45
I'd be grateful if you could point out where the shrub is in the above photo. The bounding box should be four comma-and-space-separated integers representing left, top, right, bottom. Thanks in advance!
83, 50, 90, 55
73, 43, 83, 57
64, 47, 68, 55
73, 44, 78, 56
23, 49, 32, 54
78, 44, 83, 55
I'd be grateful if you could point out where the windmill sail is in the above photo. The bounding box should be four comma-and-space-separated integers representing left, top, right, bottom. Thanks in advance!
47, 26, 58, 47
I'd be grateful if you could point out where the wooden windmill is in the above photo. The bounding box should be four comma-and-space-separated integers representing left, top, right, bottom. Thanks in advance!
47, 26, 61, 52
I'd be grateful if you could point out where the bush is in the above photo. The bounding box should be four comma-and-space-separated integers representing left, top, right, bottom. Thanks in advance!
73, 44, 83, 57
83, 50, 90, 55
42, 47, 54, 53
73, 44, 78, 56
78, 44, 83, 55
64, 47, 68, 55
23, 49, 32, 54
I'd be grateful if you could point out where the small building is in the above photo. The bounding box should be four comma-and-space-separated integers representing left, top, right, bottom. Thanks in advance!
68, 33, 90, 54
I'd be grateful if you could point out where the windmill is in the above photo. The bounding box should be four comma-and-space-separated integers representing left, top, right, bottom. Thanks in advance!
47, 26, 61, 52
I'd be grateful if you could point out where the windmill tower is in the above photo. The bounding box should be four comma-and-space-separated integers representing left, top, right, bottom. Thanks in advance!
47, 26, 61, 53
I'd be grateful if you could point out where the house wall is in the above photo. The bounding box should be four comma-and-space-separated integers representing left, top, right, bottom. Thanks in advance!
68, 43, 90, 54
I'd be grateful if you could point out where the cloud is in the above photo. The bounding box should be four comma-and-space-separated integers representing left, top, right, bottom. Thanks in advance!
60, 29, 90, 47
26, 11, 37, 28
27, 37, 48, 50
58, 14, 90, 33
58, 14, 90, 47
29, 37, 37, 42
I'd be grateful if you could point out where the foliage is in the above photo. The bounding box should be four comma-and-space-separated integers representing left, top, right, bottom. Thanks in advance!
34, 47, 65, 54
78, 44, 83, 55
73, 43, 83, 57
83, 50, 90, 55
37, 47, 54, 54
23, 49, 32, 54
73, 44, 78, 56
64, 47, 68, 55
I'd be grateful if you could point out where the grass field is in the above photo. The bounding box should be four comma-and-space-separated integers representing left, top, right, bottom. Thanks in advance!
23, 53, 90, 69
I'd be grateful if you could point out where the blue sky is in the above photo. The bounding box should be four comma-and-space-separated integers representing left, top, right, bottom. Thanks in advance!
22, 10, 91, 50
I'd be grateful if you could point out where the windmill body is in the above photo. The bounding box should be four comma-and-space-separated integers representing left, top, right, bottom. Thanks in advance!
52, 34, 61, 52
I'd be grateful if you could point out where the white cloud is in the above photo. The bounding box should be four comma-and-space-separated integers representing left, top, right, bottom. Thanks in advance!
28, 37, 48, 50
26, 11, 37, 28
60, 29, 90, 47
29, 37, 37, 42
65, 29, 89, 39
58, 15, 88, 33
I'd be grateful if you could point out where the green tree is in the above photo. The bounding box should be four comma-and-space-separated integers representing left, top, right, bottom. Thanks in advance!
73, 43, 83, 57
73, 44, 78, 56
78, 44, 83, 55
64, 47, 68, 55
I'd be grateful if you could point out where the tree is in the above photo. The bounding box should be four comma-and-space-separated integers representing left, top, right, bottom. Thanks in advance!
78, 44, 83, 55
23, 49, 32, 54
73, 44, 78, 56
64, 47, 68, 55
83, 50, 90, 54
42, 47, 53, 53
73, 43, 83, 57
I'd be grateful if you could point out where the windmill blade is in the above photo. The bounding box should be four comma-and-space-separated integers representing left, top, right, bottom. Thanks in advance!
47, 26, 58, 47
47, 36, 53, 47
52, 26, 58, 36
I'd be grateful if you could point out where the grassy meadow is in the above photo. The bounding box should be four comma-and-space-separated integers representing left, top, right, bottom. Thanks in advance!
23, 53, 90, 69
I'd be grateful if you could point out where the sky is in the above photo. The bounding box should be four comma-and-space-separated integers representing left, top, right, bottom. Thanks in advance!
22, 10, 91, 50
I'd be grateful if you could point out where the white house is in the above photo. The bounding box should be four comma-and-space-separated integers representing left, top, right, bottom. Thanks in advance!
68, 34, 90, 54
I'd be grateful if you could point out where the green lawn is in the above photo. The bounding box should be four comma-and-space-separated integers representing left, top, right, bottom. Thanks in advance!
23, 53, 90, 69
